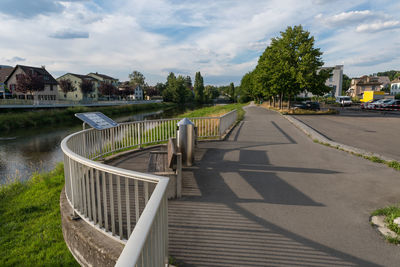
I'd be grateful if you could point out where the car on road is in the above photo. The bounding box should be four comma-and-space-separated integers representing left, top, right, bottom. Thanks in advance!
293, 101, 320, 111
381, 99, 400, 110
368, 99, 394, 109
361, 99, 380, 109
335, 96, 352, 106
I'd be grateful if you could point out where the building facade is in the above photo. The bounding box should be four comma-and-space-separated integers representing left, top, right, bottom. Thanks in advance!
57, 73, 99, 101
87, 73, 119, 86
348, 76, 388, 98
299, 65, 343, 98
5, 65, 58, 101
390, 77, 400, 96
0, 66, 13, 99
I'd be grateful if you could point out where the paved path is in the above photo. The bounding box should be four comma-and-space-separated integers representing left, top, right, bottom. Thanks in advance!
293, 109, 400, 161
168, 106, 400, 266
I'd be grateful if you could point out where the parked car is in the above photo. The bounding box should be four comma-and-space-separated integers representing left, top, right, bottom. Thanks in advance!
368, 99, 393, 109
335, 96, 352, 106
381, 99, 400, 110
293, 101, 320, 111
361, 99, 380, 109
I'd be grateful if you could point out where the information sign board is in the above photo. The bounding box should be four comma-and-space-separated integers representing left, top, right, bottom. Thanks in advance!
75, 112, 118, 130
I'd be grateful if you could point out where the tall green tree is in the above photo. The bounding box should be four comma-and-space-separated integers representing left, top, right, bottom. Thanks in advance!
194, 71, 204, 104
228, 82, 235, 102
184, 76, 192, 89
255, 25, 330, 108
129, 71, 146, 87
162, 72, 176, 102
342, 74, 351, 95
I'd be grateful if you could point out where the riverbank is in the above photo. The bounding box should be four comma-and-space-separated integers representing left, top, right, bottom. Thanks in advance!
0, 102, 176, 133
179, 103, 246, 119
0, 163, 78, 266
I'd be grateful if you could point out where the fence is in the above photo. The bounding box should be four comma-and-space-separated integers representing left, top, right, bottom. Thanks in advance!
61, 110, 238, 266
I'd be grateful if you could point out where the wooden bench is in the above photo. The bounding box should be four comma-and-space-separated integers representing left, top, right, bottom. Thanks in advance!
147, 138, 182, 199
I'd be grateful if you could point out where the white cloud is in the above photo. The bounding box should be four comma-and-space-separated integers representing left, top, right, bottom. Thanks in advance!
0, 0, 399, 84
316, 10, 376, 27
356, 20, 400, 32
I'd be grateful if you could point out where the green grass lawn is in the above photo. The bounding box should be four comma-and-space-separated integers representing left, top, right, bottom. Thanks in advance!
179, 103, 246, 120
0, 164, 78, 266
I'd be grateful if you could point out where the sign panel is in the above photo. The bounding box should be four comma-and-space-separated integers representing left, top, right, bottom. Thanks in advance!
75, 112, 118, 130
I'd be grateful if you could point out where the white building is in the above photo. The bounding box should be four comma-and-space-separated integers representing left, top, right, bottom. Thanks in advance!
390, 77, 400, 96
299, 65, 343, 97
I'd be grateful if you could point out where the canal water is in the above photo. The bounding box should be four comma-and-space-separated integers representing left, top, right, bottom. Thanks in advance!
0, 108, 182, 184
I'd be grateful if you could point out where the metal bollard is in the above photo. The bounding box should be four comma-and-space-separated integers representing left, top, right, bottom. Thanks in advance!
177, 118, 195, 166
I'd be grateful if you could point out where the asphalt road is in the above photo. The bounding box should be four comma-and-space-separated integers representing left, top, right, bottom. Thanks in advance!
167, 105, 400, 266
294, 107, 400, 161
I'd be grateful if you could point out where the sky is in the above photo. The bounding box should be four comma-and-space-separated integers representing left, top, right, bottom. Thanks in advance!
0, 0, 399, 85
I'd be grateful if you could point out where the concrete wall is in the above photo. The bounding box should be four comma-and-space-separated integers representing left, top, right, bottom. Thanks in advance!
60, 187, 124, 267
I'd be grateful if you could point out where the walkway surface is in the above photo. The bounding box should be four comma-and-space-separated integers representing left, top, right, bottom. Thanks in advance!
294, 109, 400, 162
168, 106, 400, 267
110, 105, 400, 266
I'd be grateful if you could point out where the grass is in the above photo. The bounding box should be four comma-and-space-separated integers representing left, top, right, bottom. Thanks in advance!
0, 163, 78, 266
179, 103, 246, 120
0, 102, 176, 133
372, 205, 400, 244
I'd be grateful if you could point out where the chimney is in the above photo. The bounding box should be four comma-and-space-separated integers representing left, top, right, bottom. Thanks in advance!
41, 65, 46, 69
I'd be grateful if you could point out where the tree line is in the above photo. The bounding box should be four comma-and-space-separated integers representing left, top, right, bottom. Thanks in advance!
239, 25, 332, 108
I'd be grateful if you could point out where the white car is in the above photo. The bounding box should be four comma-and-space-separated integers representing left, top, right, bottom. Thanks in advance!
335, 96, 352, 106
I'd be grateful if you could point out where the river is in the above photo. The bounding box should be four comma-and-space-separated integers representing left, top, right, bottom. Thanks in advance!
0, 108, 181, 184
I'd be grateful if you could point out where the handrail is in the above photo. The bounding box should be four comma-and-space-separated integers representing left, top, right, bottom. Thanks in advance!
61, 110, 238, 266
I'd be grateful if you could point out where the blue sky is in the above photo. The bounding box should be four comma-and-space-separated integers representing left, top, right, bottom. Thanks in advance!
1, 0, 399, 85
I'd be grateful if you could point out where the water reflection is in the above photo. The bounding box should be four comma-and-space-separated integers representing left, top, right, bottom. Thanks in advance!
0, 108, 184, 184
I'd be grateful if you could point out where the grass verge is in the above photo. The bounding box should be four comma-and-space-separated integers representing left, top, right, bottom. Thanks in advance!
372, 205, 400, 244
0, 163, 78, 266
179, 103, 246, 120
0, 102, 176, 133
312, 139, 400, 172
259, 103, 338, 115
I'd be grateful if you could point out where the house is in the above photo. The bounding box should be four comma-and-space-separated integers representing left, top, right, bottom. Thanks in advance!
5, 65, 58, 101
298, 65, 343, 98
117, 82, 143, 100
0, 66, 13, 99
348, 76, 386, 98
56, 73, 99, 101
390, 77, 400, 96
87, 72, 119, 87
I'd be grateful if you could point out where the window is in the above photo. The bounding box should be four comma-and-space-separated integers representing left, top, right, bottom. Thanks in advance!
75, 94, 78, 98
64, 94, 67, 98
329, 76, 333, 82
50, 85, 53, 91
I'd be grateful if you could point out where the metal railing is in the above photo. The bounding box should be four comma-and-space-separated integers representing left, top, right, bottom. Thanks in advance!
61, 110, 238, 266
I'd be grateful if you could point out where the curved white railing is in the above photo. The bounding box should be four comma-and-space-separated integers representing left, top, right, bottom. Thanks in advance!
61, 110, 237, 266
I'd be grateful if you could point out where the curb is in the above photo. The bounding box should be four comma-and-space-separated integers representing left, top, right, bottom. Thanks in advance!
370, 215, 399, 242
282, 114, 397, 163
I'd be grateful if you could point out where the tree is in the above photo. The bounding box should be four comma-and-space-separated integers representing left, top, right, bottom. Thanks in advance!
98, 81, 117, 100
129, 71, 146, 87
172, 76, 188, 104
162, 72, 176, 102
80, 79, 95, 99
59, 79, 75, 94
194, 72, 204, 104
204, 85, 219, 103
184, 76, 192, 89
15, 72, 44, 99
255, 25, 330, 108
342, 74, 351, 95
230, 82, 236, 102
155, 82, 166, 95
